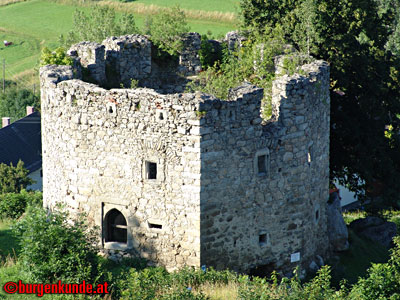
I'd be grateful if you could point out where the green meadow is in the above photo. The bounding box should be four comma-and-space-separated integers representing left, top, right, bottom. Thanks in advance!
0, 0, 236, 83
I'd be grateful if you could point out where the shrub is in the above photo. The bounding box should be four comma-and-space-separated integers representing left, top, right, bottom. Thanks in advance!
0, 161, 33, 194
349, 236, 400, 299
0, 189, 42, 219
40, 47, 73, 66
12, 206, 107, 284
198, 34, 224, 69
144, 6, 190, 59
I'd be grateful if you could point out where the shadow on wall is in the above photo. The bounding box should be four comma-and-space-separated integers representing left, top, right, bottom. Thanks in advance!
101, 205, 164, 266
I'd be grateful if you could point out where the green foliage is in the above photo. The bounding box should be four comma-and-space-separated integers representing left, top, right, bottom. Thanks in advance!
0, 219, 20, 258
40, 46, 73, 66
62, 5, 138, 46
0, 83, 39, 123
240, 0, 400, 207
198, 33, 223, 69
144, 6, 190, 59
0, 190, 42, 219
12, 206, 107, 284
0, 161, 32, 194
121, 266, 236, 300
187, 28, 285, 119
195, 110, 207, 118
349, 237, 400, 299
293, 0, 322, 56
130, 78, 139, 89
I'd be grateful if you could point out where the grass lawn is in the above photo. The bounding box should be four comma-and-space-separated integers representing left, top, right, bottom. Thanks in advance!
329, 209, 400, 287
329, 229, 390, 287
0, 219, 19, 259
0, 0, 236, 82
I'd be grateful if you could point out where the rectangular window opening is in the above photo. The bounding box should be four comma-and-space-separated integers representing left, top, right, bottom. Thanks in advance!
258, 155, 267, 175
146, 161, 157, 179
259, 233, 267, 246
148, 222, 162, 230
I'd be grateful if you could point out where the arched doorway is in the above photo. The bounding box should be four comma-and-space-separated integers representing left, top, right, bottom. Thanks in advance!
104, 209, 127, 243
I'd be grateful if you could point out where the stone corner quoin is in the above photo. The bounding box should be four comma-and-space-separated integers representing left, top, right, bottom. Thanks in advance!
39, 31, 330, 275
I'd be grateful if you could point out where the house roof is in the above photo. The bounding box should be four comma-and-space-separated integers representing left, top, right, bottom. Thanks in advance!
0, 112, 41, 173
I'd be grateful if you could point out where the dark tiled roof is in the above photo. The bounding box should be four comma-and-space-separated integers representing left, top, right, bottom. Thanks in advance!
0, 112, 41, 173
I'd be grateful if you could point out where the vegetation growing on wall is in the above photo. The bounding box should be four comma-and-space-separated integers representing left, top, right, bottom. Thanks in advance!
40, 47, 73, 67
143, 6, 190, 59
187, 27, 300, 119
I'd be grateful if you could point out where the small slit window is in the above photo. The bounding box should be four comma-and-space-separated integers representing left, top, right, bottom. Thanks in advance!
258, 155, 267, 175
148, 222, 162, 230
259, 232, 269, 247
105, 209, 127, 243
314, 204, 320, 225
146, 161, 157, 179
259, 234, 267, 245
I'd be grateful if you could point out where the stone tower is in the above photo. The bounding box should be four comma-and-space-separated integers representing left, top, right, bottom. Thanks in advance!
40, 33, 330, 274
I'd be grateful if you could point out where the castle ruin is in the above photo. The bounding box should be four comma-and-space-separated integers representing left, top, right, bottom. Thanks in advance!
40, 33, 330, 274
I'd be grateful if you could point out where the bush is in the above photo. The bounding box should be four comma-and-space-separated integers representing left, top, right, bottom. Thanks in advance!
198, 34, 224, 69
40, 47, 73, 67
12, 206, 107, 284
349, 236, 400, 299
0, 161, 32, 194
144, 6, 190, 59
0, 189, 42, 219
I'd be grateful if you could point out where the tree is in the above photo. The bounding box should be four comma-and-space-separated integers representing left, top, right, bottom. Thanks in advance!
60, 5, 138, 46
143, 6, 190, 58
0, 84, 39, 123
0, 161, 33, 194
240, 0, 400, 207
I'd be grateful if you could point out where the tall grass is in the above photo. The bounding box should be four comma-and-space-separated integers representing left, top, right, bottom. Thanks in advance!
100, 1, 237, 23
0, 0, 26, 7
53, 0, 237, 23
195, 282, 239, 299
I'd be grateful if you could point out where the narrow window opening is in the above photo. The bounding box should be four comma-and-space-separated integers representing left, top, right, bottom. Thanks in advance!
108, 106, 113, 114
146, 161, 157, 179
259, 234, 267, 246
148, 222, 162, 229
105, 209, 127, 243
159, 112, 164, 120
258, 155, 267, 175
315, 209, 320, 223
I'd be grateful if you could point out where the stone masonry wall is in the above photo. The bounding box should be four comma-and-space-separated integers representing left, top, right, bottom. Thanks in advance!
198, 61, 330, 274
68, 42, 106, 85
103, 35, 152, 88
40, 35, 330, 274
